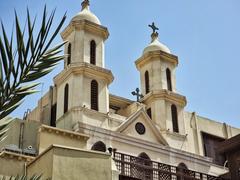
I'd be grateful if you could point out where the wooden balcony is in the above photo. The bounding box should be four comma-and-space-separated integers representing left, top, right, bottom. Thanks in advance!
112, 151, 222, 180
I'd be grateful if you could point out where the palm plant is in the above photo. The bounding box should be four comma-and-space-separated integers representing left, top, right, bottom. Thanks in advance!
0, 6, 66, 119
1, 175, 43, 180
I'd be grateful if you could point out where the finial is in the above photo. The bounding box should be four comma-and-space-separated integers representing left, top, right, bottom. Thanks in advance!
148, 22, 159, 42
81, 0, 90, 10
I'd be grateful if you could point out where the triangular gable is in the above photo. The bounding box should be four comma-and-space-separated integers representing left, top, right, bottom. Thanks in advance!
116, 108, 168, 145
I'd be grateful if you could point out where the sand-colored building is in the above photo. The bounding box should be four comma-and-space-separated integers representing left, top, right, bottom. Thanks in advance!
0, 0, 239, 179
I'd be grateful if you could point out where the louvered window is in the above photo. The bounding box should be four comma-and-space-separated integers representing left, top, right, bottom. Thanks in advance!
171, 104, 179, 133
90, 40, 96, 65
91, 80, 98, 111
166, 68, 172, 91
64, 84, 69, 113
67, 43, 71, 65
145, 71, 150, 94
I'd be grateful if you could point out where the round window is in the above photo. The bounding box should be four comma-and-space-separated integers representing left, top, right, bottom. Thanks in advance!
135, 122, 146, 135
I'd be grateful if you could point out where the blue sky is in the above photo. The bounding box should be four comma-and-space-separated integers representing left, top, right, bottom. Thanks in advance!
1, 0, 240, 128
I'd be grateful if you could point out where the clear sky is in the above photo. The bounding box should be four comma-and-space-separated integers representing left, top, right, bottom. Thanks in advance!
1, 0, 240, 128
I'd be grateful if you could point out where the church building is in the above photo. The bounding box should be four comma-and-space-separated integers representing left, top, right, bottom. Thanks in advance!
0, 1, 239, 179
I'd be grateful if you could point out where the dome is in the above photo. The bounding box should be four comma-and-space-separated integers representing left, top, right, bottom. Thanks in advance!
143, 32, 171, 54
71, 1, 101, 25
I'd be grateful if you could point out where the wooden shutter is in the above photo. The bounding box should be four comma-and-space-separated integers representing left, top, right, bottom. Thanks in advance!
91, 80, 98, 111
145, 71, 150, 94
166, 68, 172, 91
171, 104, 179, 133
64, 84, 69, 113
90, 40, 96, 65
67, 43, 71, 65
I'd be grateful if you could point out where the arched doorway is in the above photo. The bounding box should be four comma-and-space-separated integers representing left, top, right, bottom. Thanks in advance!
134, 152, 153, 180
177, 163, 189, 180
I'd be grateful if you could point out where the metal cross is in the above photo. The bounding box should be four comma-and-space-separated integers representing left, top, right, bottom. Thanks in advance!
148, 22, 159, 33
131, 88, 143, 102
81, 0, 90, 9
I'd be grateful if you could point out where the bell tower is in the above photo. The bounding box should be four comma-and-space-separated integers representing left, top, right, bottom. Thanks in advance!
135, 23, 187, 135
54, 0, 113, 126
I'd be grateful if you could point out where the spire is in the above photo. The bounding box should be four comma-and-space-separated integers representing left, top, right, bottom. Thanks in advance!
81, 0, 90, 10
148, 22, 159, 42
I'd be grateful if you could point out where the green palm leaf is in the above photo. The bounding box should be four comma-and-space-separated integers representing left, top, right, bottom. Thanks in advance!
0, 6, 66, 119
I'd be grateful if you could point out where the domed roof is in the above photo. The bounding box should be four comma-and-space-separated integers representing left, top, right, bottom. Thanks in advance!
143, 38, 171, 54
71, 0, 101, 25
143, 29, 171, 55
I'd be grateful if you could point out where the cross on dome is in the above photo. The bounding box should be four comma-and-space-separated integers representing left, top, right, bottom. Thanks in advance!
148, 22, 159, 34
81, 0, 90, 10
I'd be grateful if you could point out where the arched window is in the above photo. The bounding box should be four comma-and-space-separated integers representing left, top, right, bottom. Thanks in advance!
90, 40, 96, 65
147, 108, 152, 119
137, 152, 152, 179
67, 43, 71, 65
64, 84, 69, 113
145, 71, 150, 94
166, 68, 172, 91
91, 80, 98, 111
91, 141, 106, 152
171, 104, 179, 133
177, 163, 189, 180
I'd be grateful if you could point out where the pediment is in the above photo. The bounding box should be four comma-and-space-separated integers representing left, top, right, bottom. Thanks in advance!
116, 108, 168, 145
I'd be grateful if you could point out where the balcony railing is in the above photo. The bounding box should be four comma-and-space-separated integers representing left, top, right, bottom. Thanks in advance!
112, 151, 222, 180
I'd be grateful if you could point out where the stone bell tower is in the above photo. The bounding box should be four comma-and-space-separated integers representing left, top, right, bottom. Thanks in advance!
135, 23, 187, 136
54, 0, 113, 126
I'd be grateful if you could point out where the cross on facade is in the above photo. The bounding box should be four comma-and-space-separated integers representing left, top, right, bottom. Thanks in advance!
148, 22, 159, 33
131, 88, 143, 102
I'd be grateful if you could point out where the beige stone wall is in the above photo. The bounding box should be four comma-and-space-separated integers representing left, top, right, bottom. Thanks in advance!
52, 147, 112, 180
27, 148, 53, 179
37, 126, 88, 154
27, 145, 112, 180
0, 120, 40, 151
0, 157, 25, 177
139, 57, 177, 96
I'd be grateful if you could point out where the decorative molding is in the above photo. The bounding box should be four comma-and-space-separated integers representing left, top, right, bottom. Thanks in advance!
116, 108, 169, 145
141, 89, 187, 107
61, 20, 109, 40
54, 62, 114, 86
74, 122, 214, 167
0, 151, 34, 162
27, 144, 111, 167
135, 50, 178, 70
161, 129, 187, 140
39, 125, 89, 141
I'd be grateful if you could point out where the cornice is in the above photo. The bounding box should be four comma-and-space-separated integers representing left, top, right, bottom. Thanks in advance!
27, 144, 110, 167
54, 62, 114, 86
61, 20, 109, 41
0, 151, 34, 162
39, 125, 89, 141
141, 90, 187, 107
135, 50, 178, 70
73, 122, 213, 167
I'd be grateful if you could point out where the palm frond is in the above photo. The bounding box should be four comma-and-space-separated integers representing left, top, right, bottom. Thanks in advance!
0, 6, 66, 119
1, 174, 43, 180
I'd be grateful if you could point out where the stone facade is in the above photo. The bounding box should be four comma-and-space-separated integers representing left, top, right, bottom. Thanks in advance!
0, 1, 240, 179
